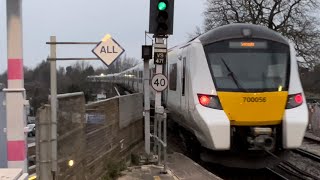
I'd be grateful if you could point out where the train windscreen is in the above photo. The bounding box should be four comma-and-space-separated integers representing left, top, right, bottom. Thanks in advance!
204, 39, 290, 92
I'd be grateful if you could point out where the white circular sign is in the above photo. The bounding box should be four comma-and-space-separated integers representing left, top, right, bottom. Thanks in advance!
151, 74, 168, 92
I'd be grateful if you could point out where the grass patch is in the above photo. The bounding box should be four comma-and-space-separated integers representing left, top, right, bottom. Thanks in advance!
102, 160, 127, 180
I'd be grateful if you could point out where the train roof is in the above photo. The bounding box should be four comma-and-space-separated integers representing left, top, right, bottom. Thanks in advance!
198, 23, 289, 46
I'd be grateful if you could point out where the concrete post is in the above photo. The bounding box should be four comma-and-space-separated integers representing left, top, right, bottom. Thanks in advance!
49, 36, 58, 178
37, 105, 53, 179
5, 0, 27, 172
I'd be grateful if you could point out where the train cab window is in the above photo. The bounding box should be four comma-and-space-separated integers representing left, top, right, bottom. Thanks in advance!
182, 58, 186, 96
204, 39, 290, 92
169, 63, 177, 91
211, 65, 223, 77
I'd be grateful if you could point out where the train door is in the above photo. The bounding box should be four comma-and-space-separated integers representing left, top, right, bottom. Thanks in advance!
180, 48, 189, 114
163, 56, 169, 105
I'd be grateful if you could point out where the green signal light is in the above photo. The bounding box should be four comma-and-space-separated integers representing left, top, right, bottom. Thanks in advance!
158, 2, 167, 11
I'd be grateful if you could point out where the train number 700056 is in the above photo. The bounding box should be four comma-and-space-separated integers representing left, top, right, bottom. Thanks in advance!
243, 97, 267, 103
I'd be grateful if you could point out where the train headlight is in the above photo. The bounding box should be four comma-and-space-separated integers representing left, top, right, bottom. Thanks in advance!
198, 94, 223, 110
286, 93, 303, 109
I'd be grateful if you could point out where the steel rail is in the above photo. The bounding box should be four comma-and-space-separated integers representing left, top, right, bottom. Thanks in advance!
264, 148, 320, 180
293, 148, 320, 163
304, 135, 320, 143
265, 167, 289, 180
280, 161, 320, 180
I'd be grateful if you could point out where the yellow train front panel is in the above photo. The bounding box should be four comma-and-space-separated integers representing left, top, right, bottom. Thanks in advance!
218, 91, 288, 126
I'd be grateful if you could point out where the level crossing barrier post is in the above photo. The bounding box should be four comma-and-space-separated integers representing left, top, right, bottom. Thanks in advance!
5, 0, 28, 172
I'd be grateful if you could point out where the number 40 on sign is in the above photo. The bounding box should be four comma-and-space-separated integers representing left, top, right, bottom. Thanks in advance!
151, 74, 168, 92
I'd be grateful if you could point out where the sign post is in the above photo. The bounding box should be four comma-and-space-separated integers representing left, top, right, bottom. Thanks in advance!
152, 38, 168, 173
149, 0, 174, 173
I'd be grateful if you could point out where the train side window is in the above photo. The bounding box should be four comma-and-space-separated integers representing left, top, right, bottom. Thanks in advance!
139, 71, 143, 83
169, 63, 177, 91
182, 58, 186, 96
134, 70, 138, 80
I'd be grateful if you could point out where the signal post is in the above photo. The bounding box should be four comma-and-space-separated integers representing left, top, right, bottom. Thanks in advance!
145, 0, 174, 173
152, 38, 168, 172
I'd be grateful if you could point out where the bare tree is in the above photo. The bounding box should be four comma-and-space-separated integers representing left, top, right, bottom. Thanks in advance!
203, 0, 320, 67
187, 26, 204, 40
105, 54, 139, 73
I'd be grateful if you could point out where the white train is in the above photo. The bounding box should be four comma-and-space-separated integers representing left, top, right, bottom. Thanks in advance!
89, 23, 309, 168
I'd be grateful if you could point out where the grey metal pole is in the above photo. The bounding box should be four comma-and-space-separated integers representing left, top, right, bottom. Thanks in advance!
155, 59, 163, 166
154, 37, 165, 166
163, 38, 168, 173
163, 114, 167, 172
143, 60, 150, 155
154, 64, 163, 108
157, 115, 161, 165
153, 112, 158, 155
50, 36, 58, 178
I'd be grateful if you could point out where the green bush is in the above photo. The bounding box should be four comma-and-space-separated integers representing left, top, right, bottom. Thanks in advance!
102, 160, 127, 180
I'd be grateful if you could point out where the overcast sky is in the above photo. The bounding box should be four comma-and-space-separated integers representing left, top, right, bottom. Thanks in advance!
0, 0, 205, 73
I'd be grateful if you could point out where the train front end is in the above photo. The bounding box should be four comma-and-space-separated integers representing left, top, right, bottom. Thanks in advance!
196, 24, 308, 167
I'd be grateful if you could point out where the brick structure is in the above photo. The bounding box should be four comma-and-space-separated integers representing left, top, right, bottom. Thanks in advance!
84, 94, 143, 179
56, 93, 86, 180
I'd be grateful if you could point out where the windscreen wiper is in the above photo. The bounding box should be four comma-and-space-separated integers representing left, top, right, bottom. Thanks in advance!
220, 57, 246, 91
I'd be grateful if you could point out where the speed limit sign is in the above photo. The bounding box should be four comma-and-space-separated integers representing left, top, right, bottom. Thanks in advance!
151, 74, 168, 92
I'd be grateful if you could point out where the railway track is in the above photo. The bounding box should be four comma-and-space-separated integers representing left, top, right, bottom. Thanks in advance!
263, 144, 320, 180
265, 167, 289, 180
264, 154, 319, 180
304, 135, 320, 144
293, 148, 320, 163
277, 161, 319, 180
